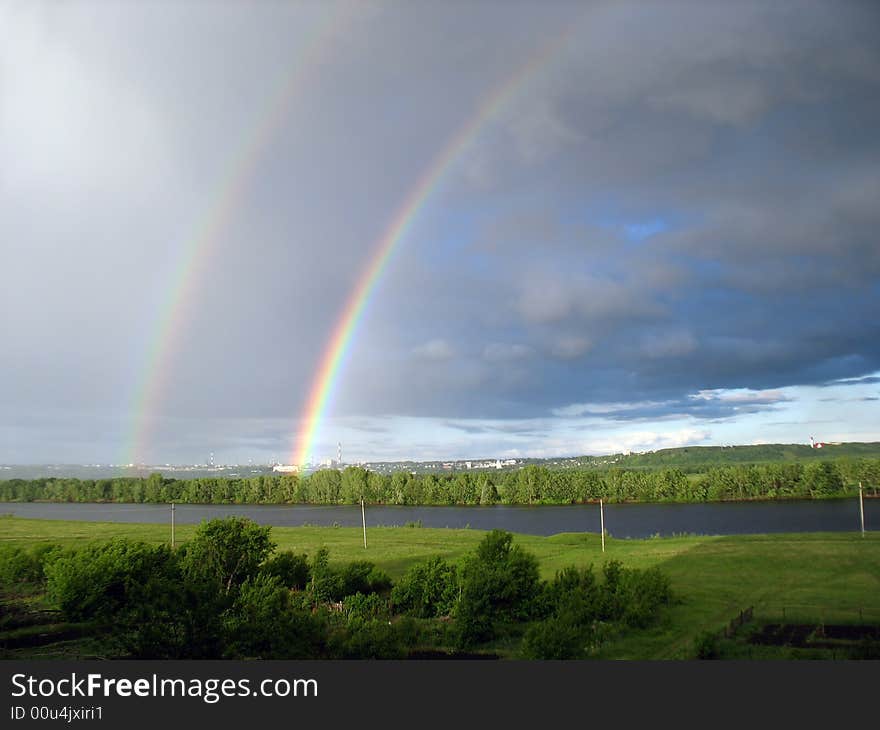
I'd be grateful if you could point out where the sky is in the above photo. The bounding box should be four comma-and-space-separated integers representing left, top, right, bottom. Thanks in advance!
1, 0, 879, 465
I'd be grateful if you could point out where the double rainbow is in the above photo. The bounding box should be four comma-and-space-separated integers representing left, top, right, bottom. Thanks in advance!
289, 27, 577, 466
124, 4, 356, 464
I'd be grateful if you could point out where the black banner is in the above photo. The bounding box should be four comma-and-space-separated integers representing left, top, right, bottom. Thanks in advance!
1, 660, 875, 727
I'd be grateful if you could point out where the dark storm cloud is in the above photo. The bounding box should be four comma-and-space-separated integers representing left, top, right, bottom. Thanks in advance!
2, 1, 879, 462
336, 0, 880, 422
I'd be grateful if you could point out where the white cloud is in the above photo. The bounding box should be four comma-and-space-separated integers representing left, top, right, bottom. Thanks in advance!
690, 387, 790, 404
581, 428, 711, 455
482, 342, 534, 362
552, 400, 671, 417
412, 339, 456, 361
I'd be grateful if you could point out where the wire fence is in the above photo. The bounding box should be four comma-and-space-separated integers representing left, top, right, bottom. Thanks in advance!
750, 603, 880, 626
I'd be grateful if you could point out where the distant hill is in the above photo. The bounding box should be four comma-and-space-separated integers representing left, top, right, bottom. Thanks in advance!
580, 442, 880, 471
3, 442, 879, 480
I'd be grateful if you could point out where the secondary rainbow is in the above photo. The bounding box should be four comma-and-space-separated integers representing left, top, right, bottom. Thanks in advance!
123, 5, 356, 465
290, 25, 578, 467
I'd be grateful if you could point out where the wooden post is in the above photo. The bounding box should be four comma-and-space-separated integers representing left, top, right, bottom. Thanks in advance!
361, 498, 367, 549
600, 498, 605, 553
171, 502, 175, 549
859, 482, 865, 537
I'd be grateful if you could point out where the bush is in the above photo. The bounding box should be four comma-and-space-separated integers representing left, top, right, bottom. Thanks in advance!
694, 631, 721, 659
305, 547, 343, 605
598, 560, 672, 628
330, 619, 406, 659
391, 556, 460, 618
45, 539, 178, 622
180, 517, 275, 595
541, 565, 601, 624
262, 551, 310, 590
337, 561, 392, 598
0, 545, 56, 586
455, 530, 541, 647
521, 616, 590, 659
223, 573, 325, 659
343, 591, 388, 623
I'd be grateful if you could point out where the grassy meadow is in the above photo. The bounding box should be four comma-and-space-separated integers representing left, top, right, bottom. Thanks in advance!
1, 515, 878, 659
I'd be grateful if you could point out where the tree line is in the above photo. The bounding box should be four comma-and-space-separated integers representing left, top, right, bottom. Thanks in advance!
0, 458, 877, 505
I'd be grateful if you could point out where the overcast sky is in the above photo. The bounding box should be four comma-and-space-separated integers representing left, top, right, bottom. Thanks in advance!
2, 0, 879, 465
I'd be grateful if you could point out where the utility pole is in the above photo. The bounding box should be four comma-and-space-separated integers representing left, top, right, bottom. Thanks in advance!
361, 497, 367, 549
600, 498, 605, 553
171, 502, 176, 549
859, 482, 865, 537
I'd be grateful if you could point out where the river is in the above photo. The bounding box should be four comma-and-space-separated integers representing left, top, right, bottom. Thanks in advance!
1, 498, 875, 538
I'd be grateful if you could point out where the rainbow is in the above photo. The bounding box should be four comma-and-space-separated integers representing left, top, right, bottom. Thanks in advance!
290, 25, 578, 466
124, 4, 357, 465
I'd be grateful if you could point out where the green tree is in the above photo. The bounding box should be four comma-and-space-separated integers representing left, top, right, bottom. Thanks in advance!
803, 461, 844, 497
341, 467, 369, 504
391, 556, 459, 618
180, 517, 275, 595
222, 573, 325, 658
262, 550, 310, 590
455, 530, 541, 647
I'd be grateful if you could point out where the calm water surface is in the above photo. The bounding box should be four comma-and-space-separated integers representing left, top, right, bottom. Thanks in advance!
1, 499, 876, 538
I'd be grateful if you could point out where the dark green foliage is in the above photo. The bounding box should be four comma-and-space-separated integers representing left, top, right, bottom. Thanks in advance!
391, 556, 460, 618
180, 517, 275, 594
45, 539, 176, 622
337, 560, 392, 598
455, 530, 541, 647
694, 630, 722, 659
262, 550, 310, 589
521, 560, 672, 658
306, 547, 343, 605
330, 618, 406, 659
342, 591, 388, 623
42, 538, 217, 658
0, 544, 61, 586
521, 615, 591, 659
541, 565, 601, 623
222, 573, 324, 659
599, 560, 672, 628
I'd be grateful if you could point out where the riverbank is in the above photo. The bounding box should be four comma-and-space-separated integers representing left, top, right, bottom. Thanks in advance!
2, 516, 878, 658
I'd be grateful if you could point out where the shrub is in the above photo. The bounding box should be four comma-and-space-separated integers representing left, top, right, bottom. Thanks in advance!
694, 631, 721, 659
521, 616, 590, 659
180, 517, 275, 594
262, 551, 310, 590
223, 573, 325, 659
391, 556, 460, 618
305, 547, 343, 605
455, 530, 541, 647
337, 561, 392, 598
342, 591, 388, 623
45, 539, 178, 622
598, 560, 672, 628
331, 619, 405, 659
0, 543, 63, 586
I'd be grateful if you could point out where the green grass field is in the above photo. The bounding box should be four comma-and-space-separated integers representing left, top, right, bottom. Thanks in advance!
2, 516, 878, 658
